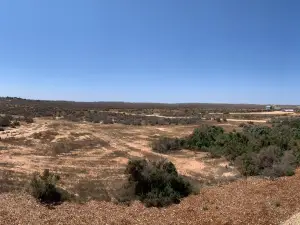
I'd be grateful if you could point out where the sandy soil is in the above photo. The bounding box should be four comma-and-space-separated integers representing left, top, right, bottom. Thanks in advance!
283, 213, 300, 225
226, 118, 267, 123
2, 169, 300, 224
0, 118, 239, 195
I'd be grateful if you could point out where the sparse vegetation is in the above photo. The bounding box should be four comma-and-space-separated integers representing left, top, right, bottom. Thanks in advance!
152, 118, 300, 178
2, 96, 300, 224
46, 137, 109, 156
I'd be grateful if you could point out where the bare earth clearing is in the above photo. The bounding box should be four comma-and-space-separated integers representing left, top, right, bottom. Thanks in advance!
0, 119, 238, 184
1, 118, 300, 224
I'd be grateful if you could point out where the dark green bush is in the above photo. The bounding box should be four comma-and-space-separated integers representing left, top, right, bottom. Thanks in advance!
0, 116, 11, 127
186, 126, 224, 150
125, 159, 192, 207
29, 169, 71, 204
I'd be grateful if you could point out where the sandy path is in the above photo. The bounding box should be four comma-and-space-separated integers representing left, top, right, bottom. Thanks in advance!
282, 213, 300, 225
230, 111, 297, 115
226, 118, 267, 123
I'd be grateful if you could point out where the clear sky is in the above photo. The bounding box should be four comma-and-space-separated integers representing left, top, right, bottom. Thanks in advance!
0, 0, 299, 104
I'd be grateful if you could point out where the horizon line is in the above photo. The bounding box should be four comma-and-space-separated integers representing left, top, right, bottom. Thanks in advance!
1, 96, 299, 106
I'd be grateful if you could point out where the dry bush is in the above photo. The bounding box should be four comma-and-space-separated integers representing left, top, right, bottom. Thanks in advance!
24, 116, 34, 123
49, 140, 77, 155
152, 137, 185, 153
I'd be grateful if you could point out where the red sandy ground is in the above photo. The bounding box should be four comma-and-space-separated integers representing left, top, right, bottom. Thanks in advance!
1, 170, 300, 225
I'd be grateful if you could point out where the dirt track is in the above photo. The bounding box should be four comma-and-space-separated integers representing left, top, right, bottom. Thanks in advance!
230, 111, 297, 115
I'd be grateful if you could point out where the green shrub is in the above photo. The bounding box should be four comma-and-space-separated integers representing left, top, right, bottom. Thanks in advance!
29, 169, 71, 204
125, 159, 192, 207
186, 126, 224, 150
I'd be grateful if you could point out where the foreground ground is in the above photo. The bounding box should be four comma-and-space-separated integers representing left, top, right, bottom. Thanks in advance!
1, 118, 300, 224
1, 170, 300, 225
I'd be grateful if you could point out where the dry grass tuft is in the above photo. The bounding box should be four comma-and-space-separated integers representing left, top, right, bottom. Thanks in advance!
45, 137, 110, 156
32, 130, 59, 142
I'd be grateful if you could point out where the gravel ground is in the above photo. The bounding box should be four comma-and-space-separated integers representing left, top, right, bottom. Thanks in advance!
2, 170, 300, 225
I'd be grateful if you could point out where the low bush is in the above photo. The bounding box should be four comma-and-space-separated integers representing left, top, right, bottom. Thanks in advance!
24, 117, 34, 123
0, 116, 11, 127
185, 126, 224, 150
152, 137, 185, 153
11, 120, 20, 127
50, 141, 75, 155
125, 159, 192, 207
29, 169, 71, 204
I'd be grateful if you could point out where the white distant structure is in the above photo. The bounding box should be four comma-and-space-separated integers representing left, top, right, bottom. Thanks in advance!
281, 109, 294, 112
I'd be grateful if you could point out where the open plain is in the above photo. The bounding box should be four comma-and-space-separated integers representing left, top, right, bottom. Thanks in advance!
1, 99, 300, 224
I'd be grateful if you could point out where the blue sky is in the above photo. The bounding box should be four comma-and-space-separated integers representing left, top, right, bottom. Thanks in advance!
0, 0, 299, 104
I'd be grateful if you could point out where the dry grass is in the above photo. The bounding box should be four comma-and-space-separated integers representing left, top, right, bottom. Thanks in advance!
32, 130, 59, 142
0, 170, 28, 193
